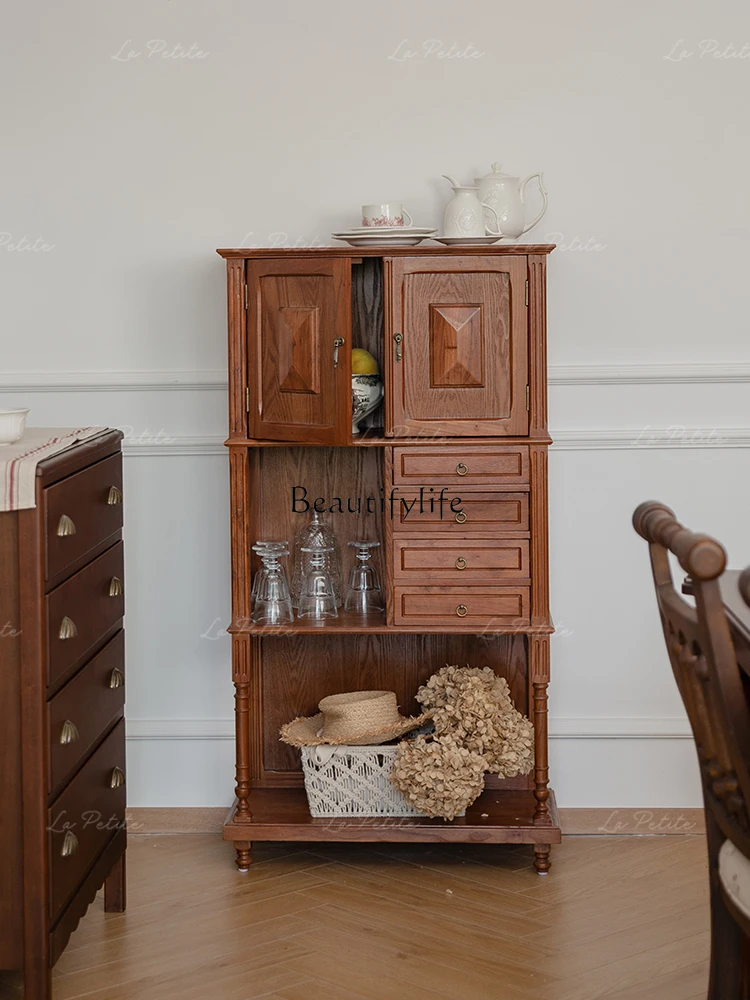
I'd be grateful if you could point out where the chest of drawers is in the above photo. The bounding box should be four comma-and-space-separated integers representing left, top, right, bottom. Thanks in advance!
0, 430, 126, 1000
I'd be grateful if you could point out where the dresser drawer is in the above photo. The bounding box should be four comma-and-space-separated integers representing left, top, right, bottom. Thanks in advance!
46, 543, 124, 688
391, 491, 529, 534
392, 445, 529, 487
44, 453, 123, 584
393, 586, 530, 627
48, 631, 125, 796
48, 718, 126, 922
392, 538, 530, 584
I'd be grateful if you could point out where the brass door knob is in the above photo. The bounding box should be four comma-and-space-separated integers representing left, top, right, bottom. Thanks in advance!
110, 766, 126, 789
455, 557, 467, 570
109, 667, 124, 689
60, 719, 80, 744
456, 605, 468, 617
61, 831, 78, 857
454, 510, 468, 524
57, 514, 76, 537
59, 616, 78, 640
456, 463, 468, 476
107, 486, 123, 505
109, 576, 124, 597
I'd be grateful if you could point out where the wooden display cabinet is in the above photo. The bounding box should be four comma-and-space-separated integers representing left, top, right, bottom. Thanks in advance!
217, 245, 559, 874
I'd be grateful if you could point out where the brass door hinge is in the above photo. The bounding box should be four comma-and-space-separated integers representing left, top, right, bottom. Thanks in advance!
246, 386, 250, 412
525, 280, 529, 306
526, 384, 530, 411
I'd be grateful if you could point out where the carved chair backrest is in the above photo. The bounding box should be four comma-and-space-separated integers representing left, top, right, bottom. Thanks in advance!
633, 501, 750, 856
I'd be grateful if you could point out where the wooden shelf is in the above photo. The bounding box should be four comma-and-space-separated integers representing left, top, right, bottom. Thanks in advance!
229, 616, 553, 636
223, 788, 560, 845
225, 432, 554, 448
217, 245, 556, 259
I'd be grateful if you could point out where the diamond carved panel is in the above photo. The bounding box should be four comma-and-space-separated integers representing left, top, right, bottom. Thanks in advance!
278, 306, 319, 394
429, 304, 485, 388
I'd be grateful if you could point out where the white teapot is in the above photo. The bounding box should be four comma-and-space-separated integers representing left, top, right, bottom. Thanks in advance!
442, 175, 502, 238
475, 163, 548, 239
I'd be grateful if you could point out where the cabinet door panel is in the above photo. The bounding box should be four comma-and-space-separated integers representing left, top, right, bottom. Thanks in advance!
247, 259, 350, 443
387, 256, 528, 437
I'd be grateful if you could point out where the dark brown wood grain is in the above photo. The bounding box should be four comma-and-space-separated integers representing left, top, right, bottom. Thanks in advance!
390, 490, 529, 534
392, 444, 529, 487
393, 586, 530, 627
217, 245, 556, 259
392, 537, 530, 584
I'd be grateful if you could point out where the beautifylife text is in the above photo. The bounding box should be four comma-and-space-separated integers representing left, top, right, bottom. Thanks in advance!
291, 486, 463, 520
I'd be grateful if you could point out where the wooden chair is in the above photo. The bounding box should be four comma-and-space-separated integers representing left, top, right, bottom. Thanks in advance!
633, 501, 750, 999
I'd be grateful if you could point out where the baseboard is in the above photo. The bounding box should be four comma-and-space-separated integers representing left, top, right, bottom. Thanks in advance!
126, 806, 705, 836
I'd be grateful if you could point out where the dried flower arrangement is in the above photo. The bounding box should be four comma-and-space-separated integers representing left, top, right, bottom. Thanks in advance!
390, 664, 535, 820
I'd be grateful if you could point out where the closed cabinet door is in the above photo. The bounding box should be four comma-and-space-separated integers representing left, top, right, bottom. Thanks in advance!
386, 256, 528, 437
247, 259, 351, 443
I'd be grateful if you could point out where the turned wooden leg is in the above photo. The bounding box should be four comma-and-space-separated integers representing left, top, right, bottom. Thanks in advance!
235, 841, 252, 872
705, 808, 745, 999
530, 635, 551, 825
104, 852, 126, 912
534, 844, 552, 875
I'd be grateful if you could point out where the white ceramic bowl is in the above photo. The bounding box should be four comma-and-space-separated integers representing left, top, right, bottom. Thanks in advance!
0, 408, 30, 445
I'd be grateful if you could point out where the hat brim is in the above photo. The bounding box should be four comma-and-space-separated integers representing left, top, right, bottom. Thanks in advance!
280, 711, 429, 748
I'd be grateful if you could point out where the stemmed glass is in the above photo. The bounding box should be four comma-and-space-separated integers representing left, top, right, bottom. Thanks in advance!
344, 541, 384, 614
297, 546, 339, 619
291, 512, 342, 608
251, 542, 293, 625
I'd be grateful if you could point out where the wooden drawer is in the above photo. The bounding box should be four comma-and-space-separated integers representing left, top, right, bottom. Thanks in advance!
48, 631, 125, 796
48, 718, 126, 921
392, 445, 529, 487
393, 586, 530, 627
392, 538, 530, 584
391, 491, 529, 534
46, 543, 124, 688
44, 453, 123, 584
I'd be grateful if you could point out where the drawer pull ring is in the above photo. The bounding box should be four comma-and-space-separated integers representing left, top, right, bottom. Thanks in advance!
109, 576, 124, 597
109, 667, 125, 689
61, 831, 79, 857
456, 605, 468, 617
454, 510, 468, 524
57, 514, 76, 537
60, 719, 80, 745
110, 766, 126, 789
456, 463, 468, 476
59, 616, 78, 640
455, 557, 467, 570
107, 486, 123, 505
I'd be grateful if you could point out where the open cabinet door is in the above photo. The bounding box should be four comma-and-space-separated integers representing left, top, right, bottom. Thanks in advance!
247, 258, 351, 443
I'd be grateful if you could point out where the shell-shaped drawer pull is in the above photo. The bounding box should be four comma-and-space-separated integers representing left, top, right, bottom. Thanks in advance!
109, 576, 124, 597
58, 616, 78, 640
455, 557, 467, 571
107, 485, 123, 506
456, 605, 468, 617
60, 719, 80, 745
109, 666, 125, 689
57, 514, 76, 537
110, 766, 126, 789
61, 830, 78, 857
456, 463, 468, 476
454, 510, 468, 524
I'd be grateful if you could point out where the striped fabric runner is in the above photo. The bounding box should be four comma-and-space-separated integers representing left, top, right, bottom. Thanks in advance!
1, 427, 106, 511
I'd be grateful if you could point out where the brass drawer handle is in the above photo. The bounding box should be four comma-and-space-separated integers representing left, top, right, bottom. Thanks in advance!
456, 605, 468, 617
60, 719, 80, 745
456, 463, 468, 476
109, 667, 124, 689
393, 332, 403, 363
57, 514, 76, 537
110, 766, 126, 789
455, 557, 467, 570
333, 336, 344, 368
107, 486, 123, 505
59, 616, 78, 640
109, 576, 124, 597
454, 510, 467, 524
61, 831, 78, 857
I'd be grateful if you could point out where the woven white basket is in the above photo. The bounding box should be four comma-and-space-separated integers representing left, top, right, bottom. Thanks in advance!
300, 744, 426, 817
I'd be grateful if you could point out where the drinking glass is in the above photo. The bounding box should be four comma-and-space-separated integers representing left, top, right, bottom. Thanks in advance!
251, 541, 285, 607
297, 546, 338, 619
291, 512, 342, 608
251, 543, 293, 625
344, 541, 384, 614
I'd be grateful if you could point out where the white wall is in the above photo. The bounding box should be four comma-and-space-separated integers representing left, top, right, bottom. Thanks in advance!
2, 0, 749, 807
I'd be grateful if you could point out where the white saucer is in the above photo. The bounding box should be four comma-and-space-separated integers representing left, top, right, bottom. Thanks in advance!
337, 226, 437, 236
433, 236, 504, 246
333, 233, 428, 247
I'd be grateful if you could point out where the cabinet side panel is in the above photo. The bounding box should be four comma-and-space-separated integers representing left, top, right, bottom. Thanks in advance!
227, 259, 248, 440
0, 511, 23, 966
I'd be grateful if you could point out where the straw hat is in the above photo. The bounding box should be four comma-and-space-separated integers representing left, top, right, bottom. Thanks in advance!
280, 690, 428, 747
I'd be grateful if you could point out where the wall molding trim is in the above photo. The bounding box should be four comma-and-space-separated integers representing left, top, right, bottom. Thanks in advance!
1, 361, 750, 394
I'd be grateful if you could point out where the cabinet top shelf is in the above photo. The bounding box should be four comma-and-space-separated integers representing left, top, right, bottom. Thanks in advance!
216, 245, 556, 259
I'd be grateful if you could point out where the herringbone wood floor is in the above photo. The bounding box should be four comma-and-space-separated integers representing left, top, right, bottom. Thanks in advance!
1, 834, 711, 1000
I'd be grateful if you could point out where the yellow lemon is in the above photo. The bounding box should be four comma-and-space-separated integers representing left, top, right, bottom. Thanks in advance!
351, 348, 379, 375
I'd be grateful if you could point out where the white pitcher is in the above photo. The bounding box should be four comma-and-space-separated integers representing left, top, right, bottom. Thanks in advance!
475, 163, 548, 239
442, 175, 501, 238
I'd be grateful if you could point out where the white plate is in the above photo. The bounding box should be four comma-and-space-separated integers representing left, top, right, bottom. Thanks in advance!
433, 236, 504, 246
335, 226, 437, 236
333, 234, 427, 247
